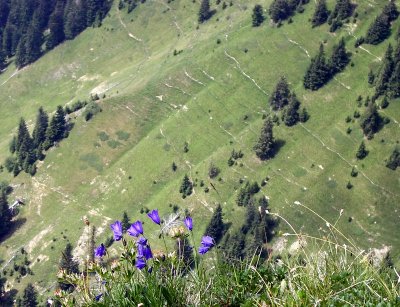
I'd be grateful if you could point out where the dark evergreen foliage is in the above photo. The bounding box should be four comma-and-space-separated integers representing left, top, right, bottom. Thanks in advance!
204, 204, 225, 244
198, 0, 212, 23
382, 0, 399, 22
269, 0, 308, 23
375, 44, 394, 97
356, 141, 368, 159
270, 76, 291, 110
386, 147, 400, 170
311, 0, 329, 27
254, 117, 275, 160
299, 107, 310, 122
283, 93, 300, 126
179, 174, 193, 198
21, 283, 38, 307
59, 243, 80, 292
45, 105, 67, 146
32, 107, 49, 149
330, 38, 350, 74
252, 4, 265, 27
304, 44, 330, 90
0, 0, 111, 69
360, 102, 382, 138
236, 181, 260, 207
328, 0, 353, 32
365, 13, 391, 45
122, 211, 130, 232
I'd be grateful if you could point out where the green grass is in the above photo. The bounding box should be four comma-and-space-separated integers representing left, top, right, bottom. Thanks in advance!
0, 0, 399, 300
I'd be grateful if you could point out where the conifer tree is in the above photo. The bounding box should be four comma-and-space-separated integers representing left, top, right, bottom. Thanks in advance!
59, 243, 79, 292
375, 44, 394, 97
223, 231, 245, 259
283, 93, 301, 126
204, 204, 224, 243
365, 13, 391, 45
45, 105, 67, 146
386, 147, 400, 170
21, 283, 38, 307
382, 0, 399, 22
330, 38, 350, 74
122, 211, 130, 232
254, 117, 275, 160
252, 4, 265, 27
388, 61, 400, 98
16, 118, 30, 152
299, 107, 310, 122
15, 36, 27, 69
356, 141, 368, 159
269, 0, 291, 23
32, 107, 49, 149
179, 174, 193, 198
311, 0, 329, 27
304, 44, 330, 90
270, 76, 291, 110
330, 0, 352, 22
360, 102, 382, 138
198, 0, 212, 23
176, 237, 194, 270
46, 1, 65, 50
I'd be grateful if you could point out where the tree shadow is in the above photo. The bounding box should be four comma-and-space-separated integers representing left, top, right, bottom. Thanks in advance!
0, 218, 26, 243
273, 139, 286, 158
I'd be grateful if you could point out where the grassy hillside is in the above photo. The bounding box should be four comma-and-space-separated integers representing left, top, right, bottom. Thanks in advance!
0, 0, 399, 298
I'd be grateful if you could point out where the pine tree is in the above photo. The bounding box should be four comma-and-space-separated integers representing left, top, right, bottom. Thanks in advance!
198, 0, 212, 23
304, 44, 331, 90
32, 107, 49, 149
382, 0, 399, 22
375, 44, 394, 97
179, 174, 193, 198
223, 231, 245, 259
59, 243, 79, 292
311, 0, 329, 27
388, 61, 400, 98
330, 0, 352, 21
45, 105, 67, 146
122, 211, 130, 232
16, 118, 30, 152
283, 93, 301, 126
252, 4, 265, 27
254, 117, 275, 160
204, 204, 224, 243
270, 76, 291, 110
46, 1, 65, 50
360, 102, 382, 138
269, 0, 291, 23
15, 35, 27, 68
21, 283, 38, 307
356, 141, 368, 159
0, 192, 11, 237
386, 147, 400, 170
299, 107, 310, 122
330, 38, 350, 74
23, 13, 43, 66
365, 13, 391, 45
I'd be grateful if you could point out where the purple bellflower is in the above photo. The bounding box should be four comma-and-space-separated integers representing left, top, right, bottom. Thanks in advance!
110, 221, 123, 241
184, 216, 193, 231
137, 236, 148, 246
94, 243, 106, 258
147, 210, 161, 225
135, 257, 146, 270
198, 236, 215, 255
127, 221, 144, 237
137, 244, 153, 260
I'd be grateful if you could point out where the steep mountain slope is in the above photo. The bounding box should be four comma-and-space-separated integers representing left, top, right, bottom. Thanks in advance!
0, 0, 399, 296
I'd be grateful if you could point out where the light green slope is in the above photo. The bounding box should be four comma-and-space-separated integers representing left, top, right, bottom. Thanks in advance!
0, 0, 399, 295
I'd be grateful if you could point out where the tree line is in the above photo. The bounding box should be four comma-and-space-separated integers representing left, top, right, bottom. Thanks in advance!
0, 0, 112, 70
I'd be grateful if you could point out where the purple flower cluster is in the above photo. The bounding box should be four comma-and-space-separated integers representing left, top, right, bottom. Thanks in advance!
198, 236, 214, 255
106, 210, 213, 271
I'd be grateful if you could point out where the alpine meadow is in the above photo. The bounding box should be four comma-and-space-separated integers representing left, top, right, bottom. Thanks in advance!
0, 0, 399, 305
